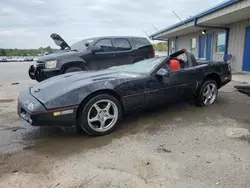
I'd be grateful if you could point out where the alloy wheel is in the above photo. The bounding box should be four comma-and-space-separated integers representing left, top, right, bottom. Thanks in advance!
202, 83, 217, 106
87, 99, 118, 132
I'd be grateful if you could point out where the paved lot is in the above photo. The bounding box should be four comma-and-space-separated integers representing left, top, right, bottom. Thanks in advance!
0, 62, 250, 188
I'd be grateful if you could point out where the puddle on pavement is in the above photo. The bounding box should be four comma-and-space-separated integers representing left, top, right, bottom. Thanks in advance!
0, 101, 220, 157
0, 103, 191, 157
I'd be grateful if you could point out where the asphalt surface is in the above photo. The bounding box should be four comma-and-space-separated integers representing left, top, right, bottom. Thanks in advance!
0, 62, 250, 188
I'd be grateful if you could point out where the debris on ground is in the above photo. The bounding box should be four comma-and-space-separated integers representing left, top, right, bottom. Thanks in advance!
53, 183, 60, 187
226, 127, 250, 138
11, 82, 19, 85
0, 99, 15, 103
234, 85, 250, 96
156, 145, 172, 153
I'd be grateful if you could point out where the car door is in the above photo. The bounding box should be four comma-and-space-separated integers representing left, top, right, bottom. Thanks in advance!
88, 39, 116, 70
145, 62, 199, 107
145, 70, 180, 107
170, 53, 203, 100
167, 68, 199, 100
112, 38, 133, 66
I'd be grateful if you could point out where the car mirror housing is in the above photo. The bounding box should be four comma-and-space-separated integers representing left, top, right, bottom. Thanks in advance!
156, 68, 169, 76
92, 46, 102, 53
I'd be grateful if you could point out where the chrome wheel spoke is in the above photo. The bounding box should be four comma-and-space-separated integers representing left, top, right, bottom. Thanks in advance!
89, 115, 99, 123
211, 85, 215, 92
204, 98, 209, 104
94, 104, 101, 112
203, 87, 210, 97
100, 119, 106, 129
104, 102, 111, 112
107, 114, 115, 120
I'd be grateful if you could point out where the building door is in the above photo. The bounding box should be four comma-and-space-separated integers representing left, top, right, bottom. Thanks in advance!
243, 26, 250, 71
206, 34, 213, 60
199, 35, 206, 58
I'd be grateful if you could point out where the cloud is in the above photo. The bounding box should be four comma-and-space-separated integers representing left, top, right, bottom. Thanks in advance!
31, 0, 45, 5
0, 29, 35, 37
0, 0, 221, 48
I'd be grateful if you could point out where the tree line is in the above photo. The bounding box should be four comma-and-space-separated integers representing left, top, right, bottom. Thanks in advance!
0, 42, 168, 56
152, 42, 168, 52
0, 46, 57, 56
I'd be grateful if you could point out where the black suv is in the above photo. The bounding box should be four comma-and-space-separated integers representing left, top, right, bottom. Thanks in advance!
29, 33, 155, 82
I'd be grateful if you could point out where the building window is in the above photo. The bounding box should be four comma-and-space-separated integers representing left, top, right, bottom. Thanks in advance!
191, 38, 196, 49
216, 33, 226, 52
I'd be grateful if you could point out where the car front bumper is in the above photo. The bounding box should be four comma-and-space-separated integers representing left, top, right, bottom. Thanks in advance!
28, 65, 61, 82
18, 88, 78, 127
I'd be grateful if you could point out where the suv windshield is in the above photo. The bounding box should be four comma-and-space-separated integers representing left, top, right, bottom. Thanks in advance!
70, 39, 95, 51
109, 57, 165, 74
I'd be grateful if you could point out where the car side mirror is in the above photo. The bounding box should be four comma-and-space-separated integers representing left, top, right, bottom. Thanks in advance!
92, 46, 102, 53
156, 68, 169, 77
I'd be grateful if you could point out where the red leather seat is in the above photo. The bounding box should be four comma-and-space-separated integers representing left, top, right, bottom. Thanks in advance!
169, 59, 181, 71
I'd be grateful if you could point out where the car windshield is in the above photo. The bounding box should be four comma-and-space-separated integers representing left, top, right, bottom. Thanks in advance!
109, 57, 165, 74
70, 39, 95, 51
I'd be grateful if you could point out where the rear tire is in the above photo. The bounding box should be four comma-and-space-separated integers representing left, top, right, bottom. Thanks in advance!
77, 94, 122, 136
195, 80, 218, 107
64, 66, 83, 73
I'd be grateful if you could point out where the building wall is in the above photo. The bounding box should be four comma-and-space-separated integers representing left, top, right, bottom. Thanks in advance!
169, 29, 225, 60
167, 19, 250, 72
169, 33, 200, 57
228, 19, 250, 72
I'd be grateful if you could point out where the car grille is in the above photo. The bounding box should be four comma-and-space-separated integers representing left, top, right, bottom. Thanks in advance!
36, 61, 45, 68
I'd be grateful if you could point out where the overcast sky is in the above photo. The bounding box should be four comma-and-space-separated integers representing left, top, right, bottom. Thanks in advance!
0, 0, 223, 49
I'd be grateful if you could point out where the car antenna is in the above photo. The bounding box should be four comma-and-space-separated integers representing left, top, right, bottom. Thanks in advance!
172, 11, 187, 26
143, 30, 150, 38
172, 10, 193, 50
152, 25, 159, 31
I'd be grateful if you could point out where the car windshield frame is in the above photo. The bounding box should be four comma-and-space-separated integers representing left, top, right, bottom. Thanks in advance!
109, 56, 166, 75
70, 38, 95, 51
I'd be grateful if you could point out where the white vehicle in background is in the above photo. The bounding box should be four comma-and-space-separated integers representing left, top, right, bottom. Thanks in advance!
18, 57, 25, 62
10, 57, 19, 62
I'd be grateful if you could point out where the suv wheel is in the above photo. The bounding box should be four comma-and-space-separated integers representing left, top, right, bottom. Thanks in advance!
77, 94, 122, 136
64, 67, 83, 73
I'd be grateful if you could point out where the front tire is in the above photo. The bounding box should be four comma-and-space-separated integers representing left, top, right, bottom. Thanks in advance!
77, 94, 122, 136
64, 66, 83, 73
195, 80, 218, 107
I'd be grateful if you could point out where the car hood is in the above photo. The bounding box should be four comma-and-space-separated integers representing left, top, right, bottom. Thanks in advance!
36, 50, 81, 62
50, 33, 70, 50
30, 70, 141, 107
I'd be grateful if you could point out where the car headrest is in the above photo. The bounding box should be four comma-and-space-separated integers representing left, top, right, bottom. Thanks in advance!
169, 59, 181, 71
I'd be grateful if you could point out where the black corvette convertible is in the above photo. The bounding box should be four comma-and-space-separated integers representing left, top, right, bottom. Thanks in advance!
18, 49, 231, 136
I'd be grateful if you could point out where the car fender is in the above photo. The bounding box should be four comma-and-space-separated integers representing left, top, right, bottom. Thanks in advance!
60, 61, 88, 73
43, 80, 123, 110
56, 55, 88, 70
